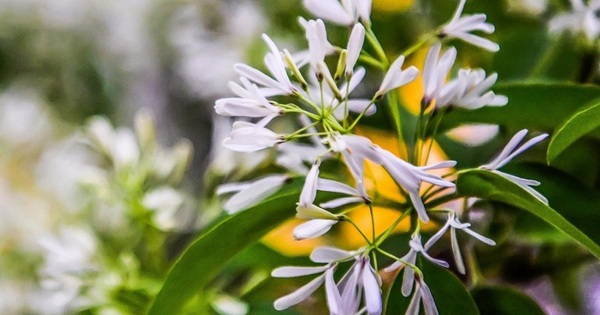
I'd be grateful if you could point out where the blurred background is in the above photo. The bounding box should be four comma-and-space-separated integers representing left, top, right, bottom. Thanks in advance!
0, 0, 598, 314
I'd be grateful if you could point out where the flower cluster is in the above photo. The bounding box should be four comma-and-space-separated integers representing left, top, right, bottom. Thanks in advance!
215, 0, 548, 313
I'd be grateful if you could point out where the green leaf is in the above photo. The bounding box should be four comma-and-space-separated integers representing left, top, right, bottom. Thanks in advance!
472, 286, 545, 315
547, 97, 600, 163
385, 259, 478, 315
433, 83, 600, 135
147, 179, 303, 315
456, 169, 600, 259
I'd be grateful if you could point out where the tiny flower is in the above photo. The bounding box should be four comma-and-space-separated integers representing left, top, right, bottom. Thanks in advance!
425, 211, 496, 274
376, 55, 419, 99
422, 43, 457, 108
481, 129, 549, 204
222, 121, 284, 152
439, 0, 500, 52
444, 69, 508, 109
346, 23, 366, 77
376, 147, 456, 222
384, 234, 449, 297
234, 34, 297, 97
549, 0, 600, 41
217, 174, 289, 213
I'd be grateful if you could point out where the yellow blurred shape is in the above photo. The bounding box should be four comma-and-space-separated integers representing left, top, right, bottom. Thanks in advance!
373, 0, 414, 13
261, 218, 324, 257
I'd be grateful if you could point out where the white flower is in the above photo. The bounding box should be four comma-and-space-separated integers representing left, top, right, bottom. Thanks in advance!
422, 43, 457, 108
327, 256, 382, 315
217, 174, 289, 213
142, 187, 186, 231
234, 34, 296, 97
443, 69, 508, 109
549, 0, 600, 41
376, 55, 419, 98
481, 129, 549, 204
406, 277, 439, 315
346, 23, 366, 77
425, 212, 496, 274
384, 234, 449, 297
440, 0, 500, 52
276, 142, 328, 174
215, 77, 283, 124
272, 246, 356, 310
222, 121, 284, 152
376, 147, 456, 222
302, 0, 372, 26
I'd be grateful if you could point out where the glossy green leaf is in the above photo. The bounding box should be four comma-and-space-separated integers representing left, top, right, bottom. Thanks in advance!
433, 83, 600, 135
547, 97, 600, 163
456, 169, 600, 259
472, 286, 545, 315
147, 179, 303, 315
385, 259, 478, 315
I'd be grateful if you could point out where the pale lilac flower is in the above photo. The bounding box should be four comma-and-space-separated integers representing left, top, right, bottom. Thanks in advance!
481, 129, 549, 204
443, 69, 508, 109
222, 121, 284, 152
549, 0, 600, 41
302, 0, 372, 26
272, 246, 356, 310
346, 23, 366, 77
234, 34, 296, 96
376, 147, 456, 222
327, 256, 382, 315
440, 0, 500, 52
217, 174, 289, 213
422, 43, 457, 108
406, 277, 439, 315
384, 234, 449, 297
376, 55, 419, 98
425, 211, 496, 274
215, 78, 283, 125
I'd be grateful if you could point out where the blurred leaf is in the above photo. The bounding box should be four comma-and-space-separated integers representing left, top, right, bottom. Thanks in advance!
456, 169, 600, 259
472, 286, 545, 315
147, 179, 303, 315
432, 83, 600, 135
385, 259, 478, 315
547, 97, 600, 163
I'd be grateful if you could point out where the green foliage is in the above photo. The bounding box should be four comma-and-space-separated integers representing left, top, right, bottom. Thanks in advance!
456, 169, 600, 259
147, 179, 303, 315
472, 286, 545, 315
547, 97, 600, 163
432, 83, 600, 135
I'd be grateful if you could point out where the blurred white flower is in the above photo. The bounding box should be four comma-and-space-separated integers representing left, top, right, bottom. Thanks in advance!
0, 88, 53, 149
302, 0, 372, 26
549, 0, 600, 41
142, 186, 187, 230
217, 174, 289, 214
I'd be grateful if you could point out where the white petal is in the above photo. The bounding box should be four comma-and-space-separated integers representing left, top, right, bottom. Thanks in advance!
318, 178, 359, 195
300, 160, 322, 205
484, 129, 529, 169
274, 274, 326, 310
320, 197, 364, 209
296, 203, 339, 220
224, 175, 288, 213
303, 0, 354, 25
451, 228, 466, 274
311, 246, 356, 263
272, 265, 329, 278
293, 219, 337, 239
419, 280, 439, 315
325, 267, 342, 314
362, 264, 382, 315
346, 24, 365, 75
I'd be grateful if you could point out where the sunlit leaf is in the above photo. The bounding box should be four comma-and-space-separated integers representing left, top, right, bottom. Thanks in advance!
147, 179, 303, 315
456, 169, 600, 259
547, 97, 600, 164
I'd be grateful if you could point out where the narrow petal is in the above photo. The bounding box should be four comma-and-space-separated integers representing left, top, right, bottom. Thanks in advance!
450, 228, 466, 274
300, 160, 322, 206
296, 203, 339, 220
320, 197, 364, 209
346, 24, 366, 75
311, 246, 356, 263
419, 280, 439, 315
325, 267, 341, 314
362, 264, 382, 315
274, 274, 326, 310
293, 219, 337, 239
224, 175, 288, 213
462, 227, 497, 246
272, 265, 330, 278
484, 129, 529, 169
